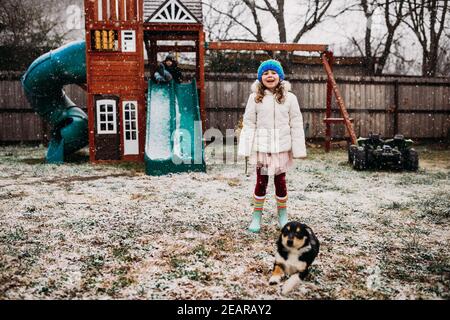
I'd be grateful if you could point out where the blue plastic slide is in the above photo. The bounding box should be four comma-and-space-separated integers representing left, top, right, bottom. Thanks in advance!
21, 41, 88, 163
145, 80, 206, 175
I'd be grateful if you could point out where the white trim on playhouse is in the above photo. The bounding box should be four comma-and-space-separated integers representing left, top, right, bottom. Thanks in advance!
96, 99, 117, 134
122, 101, 139, 155
148, 0, 198, 23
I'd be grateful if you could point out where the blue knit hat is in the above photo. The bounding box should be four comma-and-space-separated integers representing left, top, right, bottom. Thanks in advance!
257, 59, 285, 82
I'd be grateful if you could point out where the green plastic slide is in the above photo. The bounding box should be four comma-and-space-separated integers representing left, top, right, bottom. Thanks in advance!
21, 41, 88, 163
145, 80, 206, 175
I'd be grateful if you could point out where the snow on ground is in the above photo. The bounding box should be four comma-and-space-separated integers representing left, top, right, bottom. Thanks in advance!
0, 143, 449, 299
147, 88, 172, 160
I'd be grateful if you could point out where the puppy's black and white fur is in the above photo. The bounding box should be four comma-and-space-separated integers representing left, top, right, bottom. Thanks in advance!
269, 221, 320, 295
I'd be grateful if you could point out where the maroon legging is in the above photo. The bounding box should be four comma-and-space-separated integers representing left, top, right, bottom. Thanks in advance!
254, 167, 287, 197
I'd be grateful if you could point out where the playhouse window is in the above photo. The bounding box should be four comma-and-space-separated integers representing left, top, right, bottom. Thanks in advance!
121, 30, 136, 52
96, 99, 117, 134
91, 30, 118, 51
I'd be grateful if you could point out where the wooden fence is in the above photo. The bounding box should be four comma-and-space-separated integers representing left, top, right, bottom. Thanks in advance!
204, 74, 450, 140
0, 73, 449, 143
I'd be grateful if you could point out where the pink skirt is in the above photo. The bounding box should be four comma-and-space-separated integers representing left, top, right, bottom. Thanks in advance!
249, 151, 294, 175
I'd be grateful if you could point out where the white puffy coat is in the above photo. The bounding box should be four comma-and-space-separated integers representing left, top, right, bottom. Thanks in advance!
238, 80, 307, 158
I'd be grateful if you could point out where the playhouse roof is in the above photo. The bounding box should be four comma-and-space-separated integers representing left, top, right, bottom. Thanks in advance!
143, 0, 202, 23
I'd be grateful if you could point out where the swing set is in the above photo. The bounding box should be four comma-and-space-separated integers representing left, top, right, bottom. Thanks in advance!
204, 41, 358, 151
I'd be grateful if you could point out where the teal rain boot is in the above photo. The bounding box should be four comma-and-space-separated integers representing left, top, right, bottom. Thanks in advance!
276, 195, 288, 229
248, 211, 262, 233
248, 194, 265, 233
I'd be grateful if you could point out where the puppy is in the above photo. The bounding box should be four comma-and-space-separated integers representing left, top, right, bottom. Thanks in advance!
269, 221, 320, 295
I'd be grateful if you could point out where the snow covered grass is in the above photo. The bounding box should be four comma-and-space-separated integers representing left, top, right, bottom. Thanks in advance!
0, 143, 449, 299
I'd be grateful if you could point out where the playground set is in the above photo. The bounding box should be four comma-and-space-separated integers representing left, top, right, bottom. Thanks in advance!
21, 0, 356, 175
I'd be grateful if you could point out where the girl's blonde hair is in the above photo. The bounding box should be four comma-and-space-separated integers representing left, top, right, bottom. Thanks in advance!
254, 80, 286, 104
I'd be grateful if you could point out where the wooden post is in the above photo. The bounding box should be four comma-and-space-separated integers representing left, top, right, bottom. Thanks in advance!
325, 51, 333, 152
110, 0, 117, 20
127, 0, 136, 21
138, 0, 143, 22
102, 0, 108, 21
393, 80, 399, 135
41, 119, 50, 146
118, 0, 125, 20
206, 42, 328, 52
149, 39, 157, 76
321, 52, 357, 146
84, 0, 97, 22
197, 30, 206, 134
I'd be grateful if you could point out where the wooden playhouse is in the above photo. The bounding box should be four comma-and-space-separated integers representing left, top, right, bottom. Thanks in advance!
84, 0, 206, 164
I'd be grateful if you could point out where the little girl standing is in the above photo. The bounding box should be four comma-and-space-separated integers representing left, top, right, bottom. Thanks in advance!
238, 59, 307, 233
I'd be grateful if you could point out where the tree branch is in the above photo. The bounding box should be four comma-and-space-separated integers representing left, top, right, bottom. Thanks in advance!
292, 0, 333, 43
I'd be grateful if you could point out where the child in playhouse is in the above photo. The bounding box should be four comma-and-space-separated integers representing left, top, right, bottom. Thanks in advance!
154, 54, 183, 83
238, 59, 307, 233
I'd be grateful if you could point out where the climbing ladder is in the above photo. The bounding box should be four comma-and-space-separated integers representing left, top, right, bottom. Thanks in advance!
321, 51, 357, 152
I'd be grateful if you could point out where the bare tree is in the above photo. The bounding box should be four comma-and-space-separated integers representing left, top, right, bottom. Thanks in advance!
346, 0, 408, 75
203, 0, 333, 72
203, 0, 333, 43
376, 0, 409, 74
404, 0, 449, 77
348, 0, 379, 74
436, 35, 450, 76
203, 0, 263, 42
